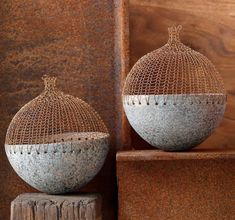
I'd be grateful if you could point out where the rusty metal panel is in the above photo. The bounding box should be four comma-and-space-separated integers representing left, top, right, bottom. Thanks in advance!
117, 149, 235, 220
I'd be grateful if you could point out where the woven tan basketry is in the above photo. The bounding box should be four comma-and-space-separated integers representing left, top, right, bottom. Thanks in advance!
5, 75, 108, 145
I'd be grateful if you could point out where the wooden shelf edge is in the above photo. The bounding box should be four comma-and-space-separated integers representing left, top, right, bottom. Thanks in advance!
116, 149, 235, 161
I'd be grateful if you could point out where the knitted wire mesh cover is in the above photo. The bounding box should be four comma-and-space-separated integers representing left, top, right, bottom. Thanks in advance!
5, 75, 108, 145
123, 25, 225, 97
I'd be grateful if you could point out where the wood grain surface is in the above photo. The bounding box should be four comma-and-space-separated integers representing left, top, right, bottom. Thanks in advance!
0, 1, 128, 219
11, 193, 102, 220
129, 0, 235, 150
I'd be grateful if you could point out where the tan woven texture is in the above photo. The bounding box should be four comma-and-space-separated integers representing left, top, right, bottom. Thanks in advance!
123, 25, 225, 96
5, 75, 108, 145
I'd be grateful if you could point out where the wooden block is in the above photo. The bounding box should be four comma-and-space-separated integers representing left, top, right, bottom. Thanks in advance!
117, 149, 235, 220
11, 193, 102, 220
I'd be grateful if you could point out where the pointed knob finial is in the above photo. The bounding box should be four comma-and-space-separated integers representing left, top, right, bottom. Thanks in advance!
168, 25, 182, 44
42, 75, 57, 91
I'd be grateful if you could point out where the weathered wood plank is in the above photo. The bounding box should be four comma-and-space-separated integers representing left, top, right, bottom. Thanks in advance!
11, 193, 102, 220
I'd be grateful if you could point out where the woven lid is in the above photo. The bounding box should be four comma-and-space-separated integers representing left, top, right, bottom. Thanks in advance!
123, 25, 225, 96
5, 75, 108, 145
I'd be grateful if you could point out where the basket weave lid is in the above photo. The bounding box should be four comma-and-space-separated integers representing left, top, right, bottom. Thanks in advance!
5, 75, 108, 145
123, 25, 226, 96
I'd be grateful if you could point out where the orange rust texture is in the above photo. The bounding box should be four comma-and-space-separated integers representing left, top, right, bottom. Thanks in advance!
0, 0, 129, 219
117, 150, 235, 220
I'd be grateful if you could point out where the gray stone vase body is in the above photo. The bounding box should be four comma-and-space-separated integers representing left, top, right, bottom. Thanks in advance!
5, 132, 109, 194
123, 94, 226, 151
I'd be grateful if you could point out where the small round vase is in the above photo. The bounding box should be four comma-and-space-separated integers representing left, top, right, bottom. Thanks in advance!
5, 76, 109, 193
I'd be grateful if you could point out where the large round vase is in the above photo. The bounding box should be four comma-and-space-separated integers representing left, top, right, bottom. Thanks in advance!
122, 25, 226, 151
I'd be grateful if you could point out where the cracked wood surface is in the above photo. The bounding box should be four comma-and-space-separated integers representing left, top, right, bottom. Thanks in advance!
11, 193, 102, 220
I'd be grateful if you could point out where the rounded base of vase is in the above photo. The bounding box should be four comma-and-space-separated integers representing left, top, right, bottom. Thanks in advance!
123, 94, 226, 151
5, 132, 109, 194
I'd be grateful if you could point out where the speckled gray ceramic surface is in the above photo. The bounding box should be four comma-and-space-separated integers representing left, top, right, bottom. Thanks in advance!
123, 94, 226, 151
5, 132, 109, 194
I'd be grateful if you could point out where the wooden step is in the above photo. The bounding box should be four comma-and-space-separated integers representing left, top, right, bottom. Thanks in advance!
117, 149, 235, 220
